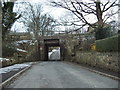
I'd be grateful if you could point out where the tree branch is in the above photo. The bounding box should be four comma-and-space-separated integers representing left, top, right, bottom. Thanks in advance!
103, 0, 117, 12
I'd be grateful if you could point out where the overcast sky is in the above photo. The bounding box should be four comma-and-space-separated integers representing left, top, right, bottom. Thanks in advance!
11, 0, 119, 32
11, 0, 68, 32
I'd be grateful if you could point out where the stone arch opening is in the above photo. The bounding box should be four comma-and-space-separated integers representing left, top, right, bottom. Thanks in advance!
44, 39, 61, 61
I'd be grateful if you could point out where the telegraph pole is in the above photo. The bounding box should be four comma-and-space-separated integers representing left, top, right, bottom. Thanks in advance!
118, 0, 120, 33
118, 0, 120, 23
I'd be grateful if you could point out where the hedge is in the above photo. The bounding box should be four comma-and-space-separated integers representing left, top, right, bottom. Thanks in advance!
95, 26, 112, 40
96, 34, 119, 52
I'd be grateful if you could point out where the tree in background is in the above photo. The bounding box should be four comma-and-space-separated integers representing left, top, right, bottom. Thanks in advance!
15, 1, 57, 40
2, 1, 21, 41
27, 14, 56, 38
51, 0, 119, 39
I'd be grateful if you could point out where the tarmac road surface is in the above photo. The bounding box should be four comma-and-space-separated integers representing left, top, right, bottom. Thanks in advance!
6, 61, 119, 88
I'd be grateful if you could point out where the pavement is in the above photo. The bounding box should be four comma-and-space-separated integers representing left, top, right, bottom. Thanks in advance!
1, 68, 25, 83
0, 62, 33, 84
5, 61, 119, 88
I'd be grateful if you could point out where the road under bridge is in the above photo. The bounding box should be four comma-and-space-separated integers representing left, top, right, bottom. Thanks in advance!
6, 61, 118, 88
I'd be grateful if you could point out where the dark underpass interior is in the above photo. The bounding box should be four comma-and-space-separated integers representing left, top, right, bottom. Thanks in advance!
44, 39, 61, 61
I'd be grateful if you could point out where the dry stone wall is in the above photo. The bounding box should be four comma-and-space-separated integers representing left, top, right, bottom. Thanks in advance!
75, 52, 119, 73
64, 37, 119, 73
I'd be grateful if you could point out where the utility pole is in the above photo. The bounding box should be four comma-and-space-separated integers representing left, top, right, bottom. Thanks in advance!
0, 1, 2, 58
118, 0, 120, 23
118, 0, 120, 33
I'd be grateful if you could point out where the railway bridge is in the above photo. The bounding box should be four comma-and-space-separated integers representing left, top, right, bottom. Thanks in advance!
37, 34, 95, 61
38, 35, 67, 61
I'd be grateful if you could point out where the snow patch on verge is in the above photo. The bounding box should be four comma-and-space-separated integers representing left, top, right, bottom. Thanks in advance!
0, 58, 9, 62
17, 48, 27, 52
0, 64, 31, 74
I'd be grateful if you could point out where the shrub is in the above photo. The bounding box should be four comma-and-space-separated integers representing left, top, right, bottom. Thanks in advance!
2, 43, 17, 57
96, 34, 119, 52
95, 26, 112, 40
118, 30, 120, 34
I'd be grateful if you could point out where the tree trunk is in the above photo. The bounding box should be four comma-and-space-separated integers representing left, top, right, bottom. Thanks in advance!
95, 1, 104, 26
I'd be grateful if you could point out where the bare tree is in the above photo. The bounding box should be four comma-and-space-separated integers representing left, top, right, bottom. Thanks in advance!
50, 0, 119, 28
58, 13, 87, 34
15, 1, 56, 39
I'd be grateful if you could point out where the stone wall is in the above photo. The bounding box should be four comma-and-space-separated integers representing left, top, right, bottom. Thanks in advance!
64, 36, 119, 73
75, 52, 119, 73
1, 58, 17, 67
25, 45, 39, 62
1, 41, 39, 67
